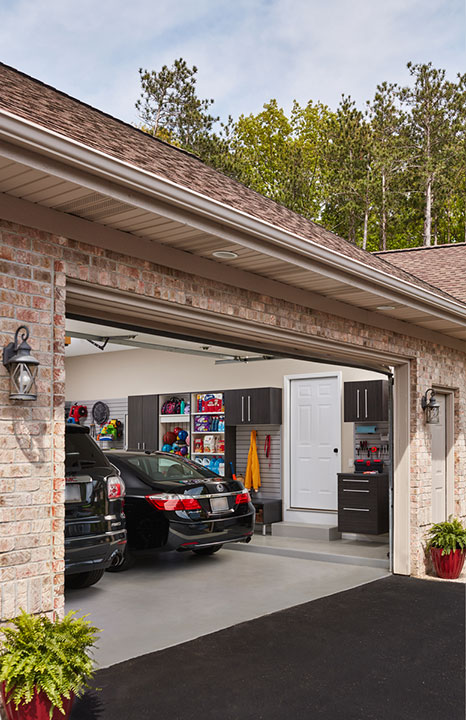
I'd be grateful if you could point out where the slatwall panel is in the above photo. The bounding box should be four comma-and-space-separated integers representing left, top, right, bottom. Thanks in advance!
353, 421, 391, 468
235, 425, 282, 499
65, 398, 128, 449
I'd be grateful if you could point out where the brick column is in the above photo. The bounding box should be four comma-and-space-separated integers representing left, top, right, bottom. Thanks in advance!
0, 221, 64, 620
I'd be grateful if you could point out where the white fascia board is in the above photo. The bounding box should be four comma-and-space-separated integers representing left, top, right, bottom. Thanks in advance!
1, 107, 466, 324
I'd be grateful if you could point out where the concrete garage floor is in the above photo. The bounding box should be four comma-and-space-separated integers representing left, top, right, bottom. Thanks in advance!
66, 549, 388, 669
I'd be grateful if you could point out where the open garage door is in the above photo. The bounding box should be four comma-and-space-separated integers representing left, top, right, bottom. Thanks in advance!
66, 280, 397, 375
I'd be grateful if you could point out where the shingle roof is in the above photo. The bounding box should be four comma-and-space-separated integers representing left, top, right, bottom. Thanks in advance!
0, 62, 461, 305
376, 244, 466, 304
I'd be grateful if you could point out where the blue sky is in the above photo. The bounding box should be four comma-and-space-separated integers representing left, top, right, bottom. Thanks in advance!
0, 0, 464, 125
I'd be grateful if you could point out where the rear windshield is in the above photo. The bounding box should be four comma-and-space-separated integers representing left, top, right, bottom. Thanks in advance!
65, 432, 112, 473
126, 455, 213, 482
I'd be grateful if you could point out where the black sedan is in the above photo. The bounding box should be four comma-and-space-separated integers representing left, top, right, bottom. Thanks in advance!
105, 451, 255, 570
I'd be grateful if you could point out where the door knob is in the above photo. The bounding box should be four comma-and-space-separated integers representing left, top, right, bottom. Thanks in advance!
333, 448, 339, 453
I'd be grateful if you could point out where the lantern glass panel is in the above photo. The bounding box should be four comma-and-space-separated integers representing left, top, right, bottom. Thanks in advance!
426, 404, 440, 424
10, 362, 37, 399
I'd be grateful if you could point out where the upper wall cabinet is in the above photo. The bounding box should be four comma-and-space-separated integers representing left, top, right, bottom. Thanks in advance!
127, 394, 158, 451
343, 380, 389, 422
224, 388, 282, 425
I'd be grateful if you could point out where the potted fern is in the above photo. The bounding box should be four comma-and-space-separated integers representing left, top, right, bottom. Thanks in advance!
426, 517, 466, 579
0, 610, 99, 719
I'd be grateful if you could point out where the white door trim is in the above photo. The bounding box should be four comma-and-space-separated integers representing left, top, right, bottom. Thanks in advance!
432, 387, 455, 519
283, 372, 342, 523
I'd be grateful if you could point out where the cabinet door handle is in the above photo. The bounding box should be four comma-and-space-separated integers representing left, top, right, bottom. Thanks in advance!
137, 442, 140, 450
143, 442, 146, 450
364, 388, 368, 418
343, 507, 370, 512
247, 395, 251, 422
356, 389, 360, 419
241, 396, 244, 423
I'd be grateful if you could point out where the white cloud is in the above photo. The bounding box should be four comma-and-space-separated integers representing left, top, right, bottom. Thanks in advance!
0, 0, 464, 125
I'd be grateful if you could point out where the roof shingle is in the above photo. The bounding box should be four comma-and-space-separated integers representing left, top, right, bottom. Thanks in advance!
376, 245, 466, 304
0, 62, 461, 306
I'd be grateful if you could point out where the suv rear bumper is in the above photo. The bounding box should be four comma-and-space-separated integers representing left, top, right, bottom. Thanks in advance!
65, 529, 126, 576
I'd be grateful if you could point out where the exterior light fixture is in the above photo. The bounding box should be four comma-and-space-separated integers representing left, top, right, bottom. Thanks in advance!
376, 305, 396, 311
212, 250, 239, 259
421, 388, 440, 424
2, 326, 40, 400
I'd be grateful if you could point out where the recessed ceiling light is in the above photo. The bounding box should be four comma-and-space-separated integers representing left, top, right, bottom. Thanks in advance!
376, 305, 396, 311
212, 250, 238, 259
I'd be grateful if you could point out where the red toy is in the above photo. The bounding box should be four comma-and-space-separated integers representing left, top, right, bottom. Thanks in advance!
68, 404, 87, 424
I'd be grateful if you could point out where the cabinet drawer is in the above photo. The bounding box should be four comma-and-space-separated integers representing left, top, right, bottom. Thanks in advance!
338, 489, 376, 509
337, 507, 378, 533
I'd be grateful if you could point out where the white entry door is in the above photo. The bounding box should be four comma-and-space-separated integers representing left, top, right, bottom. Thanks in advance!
290, 375, 341, 511
431, 393, 447, 523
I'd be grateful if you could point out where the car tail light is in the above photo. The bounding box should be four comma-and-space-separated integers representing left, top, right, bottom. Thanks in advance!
235, 490, 251, 505
107, 475, 125, 500
146, 494, 201, 511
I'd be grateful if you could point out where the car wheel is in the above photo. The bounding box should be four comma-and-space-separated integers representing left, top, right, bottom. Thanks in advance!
65, 569, 105, 589
192, 545, 223, 556
106, 546, 135, 573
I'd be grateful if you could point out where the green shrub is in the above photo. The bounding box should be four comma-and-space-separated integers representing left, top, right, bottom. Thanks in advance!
0, 609, 99, 717
426, 517, 466, 556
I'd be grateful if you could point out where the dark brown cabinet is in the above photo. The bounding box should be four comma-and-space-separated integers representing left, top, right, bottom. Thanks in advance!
224, 387, 282, 425
127, 394, 158, 451
337, 473, 389, 534
344, 379, 389, 422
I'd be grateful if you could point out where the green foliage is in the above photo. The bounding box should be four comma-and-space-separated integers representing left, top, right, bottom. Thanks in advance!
135, 59, 466, 251
426, 518, 466, 556
136, 58, 219, 156
0, 610, 99, 717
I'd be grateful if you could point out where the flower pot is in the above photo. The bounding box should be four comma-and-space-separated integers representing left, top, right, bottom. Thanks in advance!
430, 547, 466, 580
1, 684, 74, 720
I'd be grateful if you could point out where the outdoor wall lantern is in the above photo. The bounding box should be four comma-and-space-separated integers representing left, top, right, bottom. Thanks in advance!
2, 325, 40, 401
421, 388, 440, 424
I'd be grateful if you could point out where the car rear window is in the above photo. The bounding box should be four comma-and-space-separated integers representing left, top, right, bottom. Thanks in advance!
65, 432, 112, 472
126, 455, 210, 482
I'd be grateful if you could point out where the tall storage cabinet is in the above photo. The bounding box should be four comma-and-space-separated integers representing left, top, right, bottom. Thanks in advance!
127, 394, 158, 451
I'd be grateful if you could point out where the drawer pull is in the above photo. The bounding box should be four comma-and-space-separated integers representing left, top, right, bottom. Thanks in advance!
343, 507, 370, 512
343, 489, 369, 493
342, 478, 369, 483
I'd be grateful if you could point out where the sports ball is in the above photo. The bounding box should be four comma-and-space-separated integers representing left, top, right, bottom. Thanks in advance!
163, 431, 177, 445
177, 430, 188, 442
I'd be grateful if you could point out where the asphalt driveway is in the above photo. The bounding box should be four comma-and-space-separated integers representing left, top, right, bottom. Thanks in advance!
71, 576, 465, 720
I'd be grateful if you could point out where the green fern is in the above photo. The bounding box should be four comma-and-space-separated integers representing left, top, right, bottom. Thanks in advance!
0, 610, 100, 717
426, 517, 466, 556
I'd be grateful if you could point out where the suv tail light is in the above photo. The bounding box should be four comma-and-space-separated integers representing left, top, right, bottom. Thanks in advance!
107, 475, 125, 500
235, 490, 251, 505
146, 494, 201, 511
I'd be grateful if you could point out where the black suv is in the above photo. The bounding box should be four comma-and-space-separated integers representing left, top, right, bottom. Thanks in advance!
65, 424, 126, 589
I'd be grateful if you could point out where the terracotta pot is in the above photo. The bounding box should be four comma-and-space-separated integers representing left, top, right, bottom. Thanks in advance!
1, 684, 74, 720
430, 547, 466, 580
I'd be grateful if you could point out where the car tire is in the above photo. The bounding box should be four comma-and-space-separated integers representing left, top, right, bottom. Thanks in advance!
192, 545, 223, 556
65, 569, 105, 589
106, 546, 135, 573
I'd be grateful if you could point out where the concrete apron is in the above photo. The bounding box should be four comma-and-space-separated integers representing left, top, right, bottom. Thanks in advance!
65, 549, 388, 669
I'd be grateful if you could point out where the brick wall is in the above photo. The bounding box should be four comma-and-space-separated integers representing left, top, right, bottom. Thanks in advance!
1, 218, 466, 616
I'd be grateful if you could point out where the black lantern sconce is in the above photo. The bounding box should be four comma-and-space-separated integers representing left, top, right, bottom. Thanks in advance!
2, 326, 40, 401
421, 388, 440, 424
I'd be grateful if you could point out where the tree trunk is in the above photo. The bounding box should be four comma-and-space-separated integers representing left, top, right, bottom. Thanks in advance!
424, 176, 433, 246
362, 167, 370, 250
380, 169, 387, 251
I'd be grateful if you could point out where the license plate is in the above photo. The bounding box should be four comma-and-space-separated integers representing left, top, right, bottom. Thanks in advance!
65, 484, 82, 503
210, 496, 229, 513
